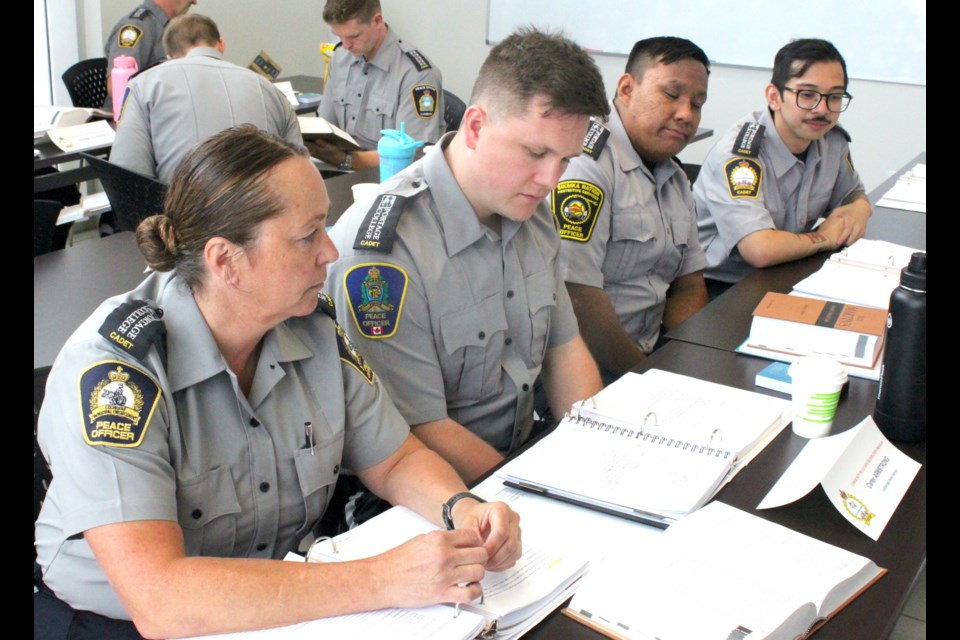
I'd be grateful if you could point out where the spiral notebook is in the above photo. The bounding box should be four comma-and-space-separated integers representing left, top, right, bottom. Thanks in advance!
500, 370, 791, 526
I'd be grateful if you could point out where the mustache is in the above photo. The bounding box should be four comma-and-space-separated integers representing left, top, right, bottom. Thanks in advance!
805, 116, 832, 124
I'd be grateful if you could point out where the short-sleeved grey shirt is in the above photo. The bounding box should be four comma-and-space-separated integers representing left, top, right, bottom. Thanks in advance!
694, 109, 865, 283
551, 103, 707, 353
35, 271, 408, 620
325, 133, 579, 454
103, 0, 169, 108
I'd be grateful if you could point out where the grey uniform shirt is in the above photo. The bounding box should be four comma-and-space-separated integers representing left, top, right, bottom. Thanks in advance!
103, 0, 169, 108
109, 48, 304, 184
35, 271, 408, 620
694, 109, 865, 283
551, 104, 707, 354
318, 28, 444, 150
325, 133, 580, 455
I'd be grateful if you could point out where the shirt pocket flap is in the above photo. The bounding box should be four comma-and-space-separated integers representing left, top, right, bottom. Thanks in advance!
669, 215, 692, 247
526, 269, 558, 313
610, 208, 655, 243
439, 297, 508, 354
366, 92, 398, 119
294, 431, 343, 497
178, 466, 242, 530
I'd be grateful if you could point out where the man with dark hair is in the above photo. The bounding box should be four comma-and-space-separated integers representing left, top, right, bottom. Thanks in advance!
550, 37, 710, 382
109, 14, 304, 184
313, 0, 444, 171
103, 0, 197, 107
695, 38, 871, 294
325, 28, 608, 517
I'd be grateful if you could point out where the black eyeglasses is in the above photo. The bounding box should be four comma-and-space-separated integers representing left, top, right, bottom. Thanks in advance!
781, 86, 853, 113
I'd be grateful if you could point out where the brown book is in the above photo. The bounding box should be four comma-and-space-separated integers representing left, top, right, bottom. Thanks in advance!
746, 292, 887, 369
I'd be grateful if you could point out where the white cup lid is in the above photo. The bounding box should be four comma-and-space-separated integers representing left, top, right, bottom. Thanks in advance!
788, 356, 848, 387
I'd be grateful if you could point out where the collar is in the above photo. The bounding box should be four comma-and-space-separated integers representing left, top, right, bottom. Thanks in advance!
757, 109, 822, 179
144, 0, 169, 24
184, 46, 224, 61
355, 26, 399, 71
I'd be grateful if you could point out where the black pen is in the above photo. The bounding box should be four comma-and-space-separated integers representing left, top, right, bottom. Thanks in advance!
502, 479, 674, 529
304, 421, 314, 455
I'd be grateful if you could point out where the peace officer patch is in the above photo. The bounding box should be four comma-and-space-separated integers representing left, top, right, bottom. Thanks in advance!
118, 24, 143, 49
344, 263, 408, 339
725, 158, 762, 199
335, 324, 375, 383
412, 85, 438, 119
551, 180, 604, 242
80, 361, 161, 448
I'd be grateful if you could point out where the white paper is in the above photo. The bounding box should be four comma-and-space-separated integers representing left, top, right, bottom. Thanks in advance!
48, 120, 116, 152
272, 80, 299, 107
875, 163, 926, 212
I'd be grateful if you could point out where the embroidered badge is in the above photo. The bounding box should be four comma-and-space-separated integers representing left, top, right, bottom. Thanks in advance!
404, 50, 432, 71
98, 300, 166, 360
551, 180, 604, 242
80, 362, 161, 448
582, 120, 610, 160
335, 324, 375, 383
316, 291, 336, 319
839, 490, 875, 526
845, 151, 858, 176
118, 24, 143, 49
732, 122, 765, 157
344, 263, 408, 339
412, 85, 437, 119
724, 158, 762, 199
352, 194, 407, 253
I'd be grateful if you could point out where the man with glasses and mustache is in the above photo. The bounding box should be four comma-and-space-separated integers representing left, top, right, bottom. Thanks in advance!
694, 39, 871, 296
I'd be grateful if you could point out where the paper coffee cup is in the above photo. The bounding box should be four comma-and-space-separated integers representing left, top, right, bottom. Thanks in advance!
351, 182, 381, 203
788, 357, 848, 438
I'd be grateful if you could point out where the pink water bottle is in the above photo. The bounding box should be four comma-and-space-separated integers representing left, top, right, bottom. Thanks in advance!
111, 55, 138, 120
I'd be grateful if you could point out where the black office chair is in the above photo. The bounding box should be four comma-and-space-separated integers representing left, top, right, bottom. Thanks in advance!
83, 154, 168, 233
681, 163, 701, 187
62, 57, 108, 109
442, 90, 466, 132
34, 200, 63, 257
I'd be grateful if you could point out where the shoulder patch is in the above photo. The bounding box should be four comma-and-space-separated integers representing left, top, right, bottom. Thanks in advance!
118, 24, 144, 49
551, 180, 604, 242
98, 300, 166, 360
335, 324, 375, 383
80, 361, 161, 448
724, 158, 763, 199
404, 49, 432, 71
353, 194, 408, 253
128, 6, 149, 19
344, 263, 408, 339
315, 292, 337, 319
582, 120, 610, 160
732, 122, 765, 157
411, 84, 438, 118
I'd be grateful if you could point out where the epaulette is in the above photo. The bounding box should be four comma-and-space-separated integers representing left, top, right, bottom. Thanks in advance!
404, 49, 433, 72
833, 124, 852, 143
128, 6, 150, 20
352, 178, 427, 253
582, 120, 610, 160
315, 292, 337, 320
333, 42, 342, 51
97, 300, 166, 361
732, 122, 765, 157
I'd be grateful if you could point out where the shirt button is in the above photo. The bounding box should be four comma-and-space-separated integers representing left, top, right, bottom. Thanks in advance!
478, 331, 486, 340
269, 364, 276, 370
522, 383, 530, 392
505, 337, 513, 346
506, 290, 514, 298
249, 418, 260, 428
191, 509, 203, 520
333, 464, 340, 474
259, 482, 270, 493
352, 116, 356, 120
412, 181, 421, 188
256, 543, 268, 551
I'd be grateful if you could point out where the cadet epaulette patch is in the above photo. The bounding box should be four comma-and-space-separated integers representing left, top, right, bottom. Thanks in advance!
118, 24, 144, 48
412, 84, 438, 118
353, 194, 407, 253
732, 122, 765, 157
582, 120, 609, 160
98, 300, 166, 361
724, 157, 763, 199
344, 263, 408, 339
129, 7, 148, 19
404, 50, 432, 71
335, 324, 375, 383
315, 291, 337, 319
80, 361, 161, 448
551, 180, 604, 242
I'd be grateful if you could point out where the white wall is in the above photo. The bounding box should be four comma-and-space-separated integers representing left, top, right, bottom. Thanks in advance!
89, 0, 926, 191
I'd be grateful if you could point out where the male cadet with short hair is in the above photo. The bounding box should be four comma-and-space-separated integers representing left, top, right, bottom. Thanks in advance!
103, 0, 197, 108
326, 28, 608, 500
694, 38, 871, 297
109, 14, 304, 184
550, 37, 710, 383
312, 0, 444, 171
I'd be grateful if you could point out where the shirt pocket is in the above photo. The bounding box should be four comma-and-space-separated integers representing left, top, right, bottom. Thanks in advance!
356, 93, 397, 142
177, 465, 242, 557
439, 296, 508, 403
806, 185, 834, 223
604, 208, 657, 282
525, 269, 556, 366
293, 430, 343, 540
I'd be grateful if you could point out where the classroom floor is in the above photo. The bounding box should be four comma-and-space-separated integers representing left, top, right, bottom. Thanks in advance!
890, 564, 926, 639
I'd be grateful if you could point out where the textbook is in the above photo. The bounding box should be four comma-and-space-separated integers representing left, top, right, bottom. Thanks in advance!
297, 115, 361, 151
744, 292, 887, 370
564, 500, 886, 640
499, 370, 791, 525
754, 361, 793, 395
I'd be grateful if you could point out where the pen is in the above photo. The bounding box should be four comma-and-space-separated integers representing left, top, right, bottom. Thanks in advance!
304, 421, 314, 455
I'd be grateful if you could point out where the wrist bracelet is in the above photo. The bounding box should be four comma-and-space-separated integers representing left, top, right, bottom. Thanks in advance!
442, 491, 486, 530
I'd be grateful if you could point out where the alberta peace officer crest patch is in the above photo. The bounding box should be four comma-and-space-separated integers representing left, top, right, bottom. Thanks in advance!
412, 84, 438, 118
724, 158, 762, 199
118, 24, 143, 48
551, 180, 604, 242
345, 263, 408, 339
80, 361, 161, 448
335, 324, 375, 383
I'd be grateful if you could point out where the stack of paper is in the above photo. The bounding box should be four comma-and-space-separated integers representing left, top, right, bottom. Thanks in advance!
876, 163, 926, 212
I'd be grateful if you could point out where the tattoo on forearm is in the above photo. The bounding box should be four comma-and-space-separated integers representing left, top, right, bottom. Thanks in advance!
805, 232, 827, 245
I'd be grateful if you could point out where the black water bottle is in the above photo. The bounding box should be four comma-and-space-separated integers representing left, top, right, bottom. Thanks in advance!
873, 252, 926, 442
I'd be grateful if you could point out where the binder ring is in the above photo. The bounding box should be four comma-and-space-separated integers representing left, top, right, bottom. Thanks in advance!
305, 535, 337, 560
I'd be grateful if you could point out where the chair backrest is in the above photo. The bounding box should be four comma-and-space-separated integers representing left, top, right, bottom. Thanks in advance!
34, 200, 63, 257
61, 57, 108, 109
681, 163, 701, 187
83, 154, 168, 233
442, 90, 467, 133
